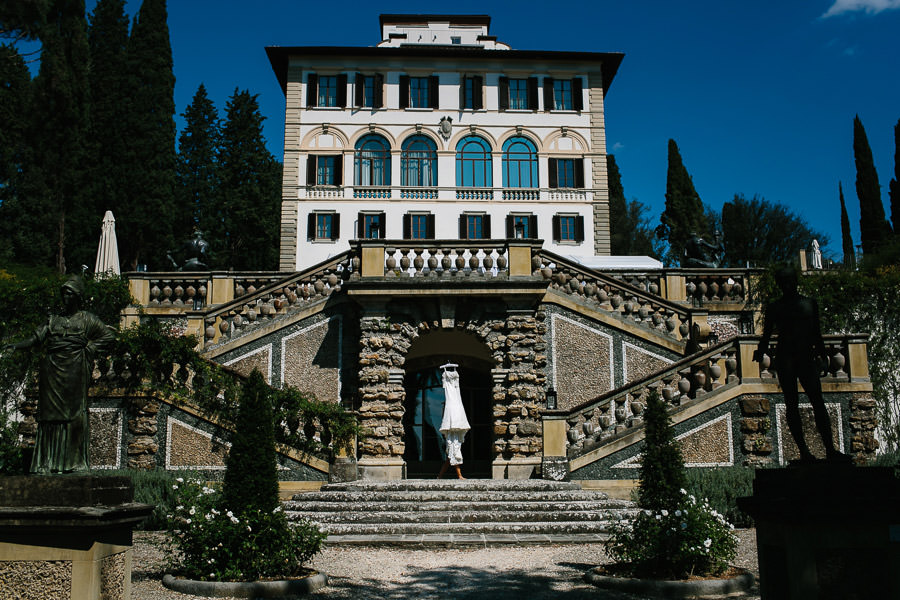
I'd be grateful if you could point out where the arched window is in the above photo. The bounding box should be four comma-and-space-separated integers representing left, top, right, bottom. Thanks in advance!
455, 136, 492, 187
354, 135, 391, 186
401, 136, 437, 187
502, 136, 538, 188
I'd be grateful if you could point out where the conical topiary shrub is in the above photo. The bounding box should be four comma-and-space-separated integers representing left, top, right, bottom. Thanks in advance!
223, 369, 279, 513
638, 389, 687, 511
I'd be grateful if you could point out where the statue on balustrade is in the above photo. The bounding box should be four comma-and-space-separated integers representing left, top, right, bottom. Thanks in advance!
166, 229, 210, 271
753, 267, 852, 465
682, 231, 724, 268
2, 276, 116, 474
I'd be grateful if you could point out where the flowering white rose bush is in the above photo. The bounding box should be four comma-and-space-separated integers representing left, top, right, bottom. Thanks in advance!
166, 477, 325, 581
604, 488, 738, 579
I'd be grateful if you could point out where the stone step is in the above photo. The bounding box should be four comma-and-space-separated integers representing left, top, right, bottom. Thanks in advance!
284, 499, 633, 513
287, 508, 634, 524
309, 520, 619, 536
321, 532, 610, 547
293, 490, 611, 503
319, 480, 583, 492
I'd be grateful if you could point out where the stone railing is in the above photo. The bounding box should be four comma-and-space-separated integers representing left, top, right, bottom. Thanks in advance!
534, 250, 691, 341
304, 185, 344, 198
352, 186, 391, 199
199, 251, 357, 347
455, 188, 493, 200
502, 189, 539, 201
365, 241, 516, 278
543, 333, 870, 460
128, 272, 285, 312
610, 268, 759, 307
548, 189, 587, 201
399, 187, 438, 199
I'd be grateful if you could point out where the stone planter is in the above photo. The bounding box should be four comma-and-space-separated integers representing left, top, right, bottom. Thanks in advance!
584, 566, 754, 599
162, 572, 328, 598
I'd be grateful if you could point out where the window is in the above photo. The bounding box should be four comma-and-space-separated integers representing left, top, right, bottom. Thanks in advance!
357, 212, 385, 239
306, 155, 343, 186
498, 77, 538, 111
506, 214, 538, 239
403, 213, 435, 240
307, 212, 340, 241
354, 135, 390, 186
552, 214, 585, 243
306, 73, 347, 108
460, 75, 483, 110
548, 158, 585, 188
354, 73, 384, 108
451, 36, 461, 45
459, 213, 491, 239
399, 75, 439, 109
455, 136, 492, 187
543, 77, 583, 111
401, 136, 437, 186
502, 137, 538, 188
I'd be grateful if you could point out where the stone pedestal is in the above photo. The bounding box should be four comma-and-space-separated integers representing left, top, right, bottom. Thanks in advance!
329, 456, 359, 483
738, 466, 900, 600
0, 475, 152, 600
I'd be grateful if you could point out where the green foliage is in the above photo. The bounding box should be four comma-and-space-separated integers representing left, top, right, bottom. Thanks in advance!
177, 84, 221, 264
222, 371, 279, 514
272, 387, 361, 457
96, 468, 187, 530
839, 183, 857, 269
167, 476, 325, 581
119, 0, 176, 270
658, 139, 708, 266
608, 155, 661, 258
638, 390, 687, 511
854, 115, 892, 255
718, 193, 828, 267
891, 119, 900, 235
0, 401, 24, 474
605, 489, 738, 579
218, 89, 282, 270
683, 467, 755, 528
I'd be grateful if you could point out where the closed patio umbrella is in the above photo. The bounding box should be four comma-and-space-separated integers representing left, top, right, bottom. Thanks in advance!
94, 210, 120, 276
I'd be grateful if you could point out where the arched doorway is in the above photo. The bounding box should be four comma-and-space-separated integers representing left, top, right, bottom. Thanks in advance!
402, 331, 495, 478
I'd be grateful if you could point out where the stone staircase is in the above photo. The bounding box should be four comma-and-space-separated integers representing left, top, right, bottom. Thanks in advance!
284, 479, 636, 547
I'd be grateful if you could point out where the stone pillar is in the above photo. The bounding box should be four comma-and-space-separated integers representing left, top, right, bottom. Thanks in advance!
541, 417, 569, 481
849, 394, 879, 463
0, 476, 152, 600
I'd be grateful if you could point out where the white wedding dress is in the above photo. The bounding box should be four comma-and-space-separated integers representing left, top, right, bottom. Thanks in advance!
439, 369, 470, 466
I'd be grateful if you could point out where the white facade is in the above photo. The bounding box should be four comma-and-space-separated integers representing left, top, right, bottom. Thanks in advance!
267, 15, 623, 271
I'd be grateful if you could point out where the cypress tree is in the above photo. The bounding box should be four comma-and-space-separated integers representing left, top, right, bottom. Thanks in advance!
222, 370, 279, 514
119, 0, 175, 270
890, 119, 900, 236
638, 390, 686, 512
839, 182, 856, 269
26, 0, 93, 273
0, 44, 32, 262
658, 139, 707, 266
87, 0, 130, 237
176, 84, 220, 261
853, 115, 892, 255
218, 89, 281, 270
608, 154, 628, 255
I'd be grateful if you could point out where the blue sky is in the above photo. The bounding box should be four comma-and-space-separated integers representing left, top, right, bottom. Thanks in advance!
98, 0, 899, 257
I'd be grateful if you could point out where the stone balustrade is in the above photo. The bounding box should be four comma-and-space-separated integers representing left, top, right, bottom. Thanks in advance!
501, 188, 539, 201
372, 241, 514, 278
202, 252, 356, 346
128, 271, 285, 313
545, 333, 870, 461
455, 188, 493, 200
534, 250, 691, 341
610, 269, 757, 306
352, 186, 391, 199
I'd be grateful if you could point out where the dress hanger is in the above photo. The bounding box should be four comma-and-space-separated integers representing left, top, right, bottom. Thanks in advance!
440, 361, 458, 371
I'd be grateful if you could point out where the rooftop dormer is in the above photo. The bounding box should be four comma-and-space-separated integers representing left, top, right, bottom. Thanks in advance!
377, 14, 510, 50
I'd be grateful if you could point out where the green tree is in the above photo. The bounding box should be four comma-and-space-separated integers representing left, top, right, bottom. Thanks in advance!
222, 370, 279, 514
657, 139, 707, 266
890, 119, 900, 236
638, 390, 686, 512
176, 84, 220, 262
217, 89, 281, 270
119, 0, 175, 270
0, 44, 31, 262
839, 182, 856, 269
719, 194, 827, 267
608, 155, 660, 258
854, 115, 892, 255
86, 0, 130, 238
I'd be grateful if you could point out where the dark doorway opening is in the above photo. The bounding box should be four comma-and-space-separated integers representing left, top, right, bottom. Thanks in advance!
403, 364, 493, 478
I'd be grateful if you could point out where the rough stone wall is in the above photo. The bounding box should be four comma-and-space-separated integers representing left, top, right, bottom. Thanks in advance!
739, 397, 774, 467
849, 393, 879, 461
0, 561, 71, 599
127, 397, 160, 470
355, 307, 547, 463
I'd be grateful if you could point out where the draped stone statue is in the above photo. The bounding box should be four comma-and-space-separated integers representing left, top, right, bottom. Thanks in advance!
3, 276, 115, 474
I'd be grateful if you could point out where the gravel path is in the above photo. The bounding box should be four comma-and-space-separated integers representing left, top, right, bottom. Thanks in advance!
132, 530, 760, 600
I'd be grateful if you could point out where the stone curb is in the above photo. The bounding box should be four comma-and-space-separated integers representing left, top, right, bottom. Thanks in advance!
583, 566, 755, 598
162, 572, 328, 598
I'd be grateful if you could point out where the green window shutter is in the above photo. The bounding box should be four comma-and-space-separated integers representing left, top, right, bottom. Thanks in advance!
459, 215, 468, 239
429, 75, 440, 108
527, 77, 538, 110
306, 155, 317, 185
354, 73, 364, 107
498, 77, 509, 111
543, 77, 554, 111
529, 214, 539, 239
332, 213, 341, 241
473, 75, 483, 110
374, 73, 384, 108
399, 75, 409, 109
484, 214, 492, 238
552, 215, 561, 242
572, 77, 583, 112
402, 214, 411, 239
307, 73, 318, 107
575, 159, 585, 188
427, 214, 436, 239
334, 155, 343, 185
307, 213, 316, 240
575, 216, 585, 242
548, 158, 558, 188
337, 74, 348, 107
357, 213, 365, 238
505, 215, 513, 238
